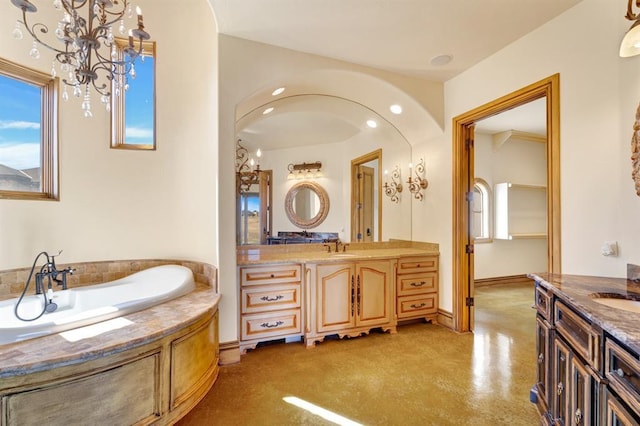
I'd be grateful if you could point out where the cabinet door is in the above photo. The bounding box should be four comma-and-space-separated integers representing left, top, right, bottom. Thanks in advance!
536, 316, 552, 417
553, 337, 571, 425
316, 263, 356, 333
570, 356, 593, 426
356, 261, 391, 327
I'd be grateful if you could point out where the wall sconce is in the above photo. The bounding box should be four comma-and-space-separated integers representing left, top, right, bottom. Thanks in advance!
236, 139, 261, 193
287, 161, 323, 180
383, 165, 403, 203
621, 0, 640, 57
407, 158, 428, 201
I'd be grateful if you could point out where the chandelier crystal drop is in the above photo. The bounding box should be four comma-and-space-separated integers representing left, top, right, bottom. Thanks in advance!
11, 0, 151, 116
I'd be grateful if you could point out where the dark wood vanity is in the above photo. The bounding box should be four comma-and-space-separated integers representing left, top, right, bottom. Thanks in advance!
530, 273, 640, 425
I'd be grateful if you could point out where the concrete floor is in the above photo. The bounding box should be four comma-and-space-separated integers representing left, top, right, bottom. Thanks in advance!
178, 282, 539, 425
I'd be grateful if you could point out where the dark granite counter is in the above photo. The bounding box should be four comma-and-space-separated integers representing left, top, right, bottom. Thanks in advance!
529, 272, 640, 354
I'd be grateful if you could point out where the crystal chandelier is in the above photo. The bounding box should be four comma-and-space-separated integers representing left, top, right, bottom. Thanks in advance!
10, 0, 150, 117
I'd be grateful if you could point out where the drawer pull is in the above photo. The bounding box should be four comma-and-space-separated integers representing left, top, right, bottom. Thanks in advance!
410, 281, 427, 287
557, 382, 564, 395
538, 353, 544, 364
260, 321, 284, 328
260, 295, 284, 302
410, 303, 427, 309
614, 368, 625, 378
270, 274, 275, 278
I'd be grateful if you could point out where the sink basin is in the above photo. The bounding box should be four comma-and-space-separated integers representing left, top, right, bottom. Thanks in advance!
591, 293, 640, 313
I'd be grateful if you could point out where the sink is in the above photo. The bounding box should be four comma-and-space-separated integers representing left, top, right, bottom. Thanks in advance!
591, 293, 640, 313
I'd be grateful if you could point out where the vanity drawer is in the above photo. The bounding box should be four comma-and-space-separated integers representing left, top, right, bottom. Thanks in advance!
240, 309, 301, 341
240, 264, 302, 286
535, 284, 552, 321
397, 294, 437, 318
397, 256, 438, 275
397, 272, 437, 296
241, 284, 301, 314
554, 300, 601, 370
605, 338, 640, 417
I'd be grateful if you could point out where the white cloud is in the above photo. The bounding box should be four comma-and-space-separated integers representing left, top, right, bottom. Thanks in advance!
125, 126, 153, 139
0, 142, 40, 170
0, 120, 40, 130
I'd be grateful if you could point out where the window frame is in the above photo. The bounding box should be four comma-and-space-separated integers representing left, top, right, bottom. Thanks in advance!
472, 178, 492, 243
110, 39, 156, 151
0, 57, 58, 201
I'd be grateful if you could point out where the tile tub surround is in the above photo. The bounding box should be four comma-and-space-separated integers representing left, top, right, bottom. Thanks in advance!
237, 239, 439, 265
529, 272, 640, 354
0, 258, 218, 300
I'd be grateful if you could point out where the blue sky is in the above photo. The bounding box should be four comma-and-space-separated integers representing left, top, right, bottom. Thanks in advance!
0, 56, 154, 171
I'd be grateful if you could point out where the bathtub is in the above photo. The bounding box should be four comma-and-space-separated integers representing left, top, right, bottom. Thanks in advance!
0, 264, 195, 345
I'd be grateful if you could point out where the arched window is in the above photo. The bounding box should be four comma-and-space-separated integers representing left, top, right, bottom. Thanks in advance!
472, 178, 492, 242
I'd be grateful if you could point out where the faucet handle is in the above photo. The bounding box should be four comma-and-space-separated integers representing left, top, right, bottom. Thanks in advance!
342, 244, 349, 253
323, 243, 332, 253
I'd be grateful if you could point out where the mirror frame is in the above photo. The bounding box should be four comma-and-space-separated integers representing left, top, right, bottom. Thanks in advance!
284, 181, 330, 229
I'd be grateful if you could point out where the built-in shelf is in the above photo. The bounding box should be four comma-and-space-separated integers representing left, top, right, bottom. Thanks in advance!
494, 182, 547, 240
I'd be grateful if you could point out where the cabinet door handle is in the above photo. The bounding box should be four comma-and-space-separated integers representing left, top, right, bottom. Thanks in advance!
574, 408, 582, 425
557, 382, 564, 396
410, 303, 426, 309
410, 281, 426, 287
260, 295, 284, 302
538, 353, 544, 364
357, 275, 361, 316
270, 274, 275, 278
260, 321, 284, 328
351, 275, 355, 316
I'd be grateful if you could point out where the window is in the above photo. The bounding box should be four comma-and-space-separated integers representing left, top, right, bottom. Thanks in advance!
472, 178, 492, 242
0, 57, 58, 200
111, 39, 156, 150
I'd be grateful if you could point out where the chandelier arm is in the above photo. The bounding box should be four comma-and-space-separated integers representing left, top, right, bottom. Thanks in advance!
19, 15, 69, 56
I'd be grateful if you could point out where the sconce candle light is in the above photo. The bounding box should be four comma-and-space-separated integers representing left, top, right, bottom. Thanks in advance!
407, 158, 428, 201
621, 0, 640, 57
236, 139, 261, 193
383, 165, 403, 203
287, 161, 323, 180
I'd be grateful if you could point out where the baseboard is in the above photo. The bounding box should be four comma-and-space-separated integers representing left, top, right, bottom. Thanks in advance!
437, 309, 454, 330
219, 341, 241, 365
474, 274, 532, 287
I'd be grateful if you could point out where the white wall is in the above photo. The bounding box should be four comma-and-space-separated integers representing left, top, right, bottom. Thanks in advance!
0, 1, 218, 269
474, 133, 547, 279
412, 0, 640, 312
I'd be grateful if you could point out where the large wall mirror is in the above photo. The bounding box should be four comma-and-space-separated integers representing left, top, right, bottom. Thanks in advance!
235, 94, 412, 245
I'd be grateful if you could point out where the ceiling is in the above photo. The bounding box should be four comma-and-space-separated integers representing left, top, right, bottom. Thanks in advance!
210, 0, 582, 81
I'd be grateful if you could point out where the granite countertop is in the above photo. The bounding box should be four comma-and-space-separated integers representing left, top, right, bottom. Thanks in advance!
529, 272, 640, 354
237, 247, 440, 266
0, 285, 220, 378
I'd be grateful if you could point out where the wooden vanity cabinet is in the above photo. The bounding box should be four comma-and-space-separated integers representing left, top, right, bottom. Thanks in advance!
604, 338, 640, 423
305, 259, 395, 347
395, 255, 438, 322
238, 263, 303, 353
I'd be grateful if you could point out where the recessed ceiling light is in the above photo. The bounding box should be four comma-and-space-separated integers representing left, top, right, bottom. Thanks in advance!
272, 87, 285, 96
366, 119, 377, 128
263, 107, 274, 115
390, 104, 402, 115
430, 54, 453, 66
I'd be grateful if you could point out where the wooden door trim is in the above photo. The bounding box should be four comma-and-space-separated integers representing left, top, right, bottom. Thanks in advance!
452, 74, 561, 332
351, 149, 383, 242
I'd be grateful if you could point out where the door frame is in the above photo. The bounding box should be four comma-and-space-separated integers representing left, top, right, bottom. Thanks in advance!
452, 74, 561, 332
351, 149, 382, 242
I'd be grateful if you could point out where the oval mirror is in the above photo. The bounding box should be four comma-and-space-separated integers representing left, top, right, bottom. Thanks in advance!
284, 181, 329, 229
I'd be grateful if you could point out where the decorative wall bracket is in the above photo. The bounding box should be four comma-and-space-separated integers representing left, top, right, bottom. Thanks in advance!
383, 165, 403, 203
407, 158, 428, 201
236, 139, 261, 193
